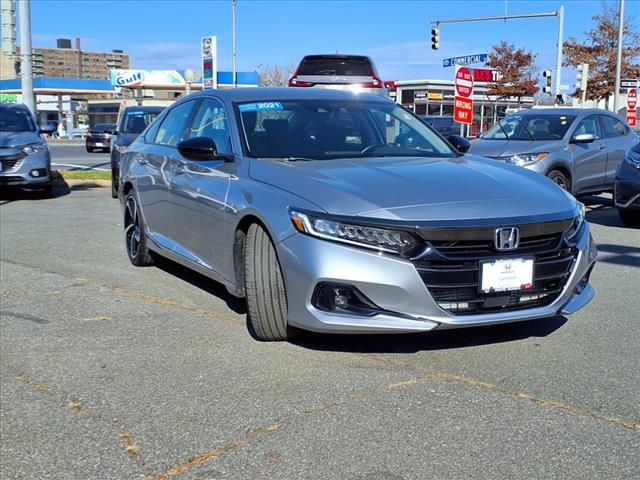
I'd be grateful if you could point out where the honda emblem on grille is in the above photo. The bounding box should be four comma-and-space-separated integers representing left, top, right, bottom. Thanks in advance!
495, 227, 519, 251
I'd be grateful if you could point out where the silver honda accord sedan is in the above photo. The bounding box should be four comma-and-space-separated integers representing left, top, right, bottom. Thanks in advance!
119, 88, 597, 341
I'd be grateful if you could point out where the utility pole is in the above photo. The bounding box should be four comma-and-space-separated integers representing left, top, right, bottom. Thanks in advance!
232, 0, 237, 88
613, 0, 625, 113
431, 9, 565, 103
18, 0, 35, 115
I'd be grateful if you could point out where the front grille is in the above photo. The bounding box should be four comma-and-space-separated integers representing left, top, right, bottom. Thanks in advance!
0, 151, 27, 172
414, 232, 576, 315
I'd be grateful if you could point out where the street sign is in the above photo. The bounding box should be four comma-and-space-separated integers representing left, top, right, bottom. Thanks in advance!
443, 53, 488, 68
627, 89, 637, 111
627, 113, 637, 128
454, 97, 473, 124
201, 36, 218, 90
455, 66, 474, 98
454, 65, 474, 125
621, 79, 639, 88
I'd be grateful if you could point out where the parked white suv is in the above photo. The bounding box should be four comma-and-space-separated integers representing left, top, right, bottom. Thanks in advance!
288, 54, 387, 97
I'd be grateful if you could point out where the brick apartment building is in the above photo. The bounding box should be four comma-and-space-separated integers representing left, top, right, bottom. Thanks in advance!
15, 38, 129, 80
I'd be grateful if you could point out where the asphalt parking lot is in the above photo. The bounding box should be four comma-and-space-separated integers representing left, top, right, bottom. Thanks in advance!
1, 185, 639, 479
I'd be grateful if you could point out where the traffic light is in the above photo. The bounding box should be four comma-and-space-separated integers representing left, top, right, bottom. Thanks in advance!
576, 63, 589, 91
542, 70, 553, 94
431, 26, 440, 50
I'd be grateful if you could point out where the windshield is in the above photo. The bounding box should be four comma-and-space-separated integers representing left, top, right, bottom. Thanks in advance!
92, 124, 115, 132
237, 100, 455, 160
0, 107, 36, 132
482, 114, 576, 141
120, 110, 161, 134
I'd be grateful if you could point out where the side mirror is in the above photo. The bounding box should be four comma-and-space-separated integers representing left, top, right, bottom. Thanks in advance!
571, 133, 595, 144
447, 134, 471, 153
177, 136, 219, 161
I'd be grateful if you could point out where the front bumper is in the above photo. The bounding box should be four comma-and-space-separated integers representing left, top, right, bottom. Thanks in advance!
278, 223, 596, 334
0, 149, 51, 188
86, 136, 111, 149
614, 160, 640, 210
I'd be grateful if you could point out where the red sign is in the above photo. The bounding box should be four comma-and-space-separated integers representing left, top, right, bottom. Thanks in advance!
628, 89, 637, 110
627, 111, 637, 128
454, 96, 473, 124
455, 66, 474, 98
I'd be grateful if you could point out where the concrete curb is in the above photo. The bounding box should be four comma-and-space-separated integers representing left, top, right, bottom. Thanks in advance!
53, 178, 110, 189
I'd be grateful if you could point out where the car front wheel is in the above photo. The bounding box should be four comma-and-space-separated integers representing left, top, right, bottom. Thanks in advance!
618, 208, 640, 227
123, 191, 154, 266
547, 169, 569, 191
244, 223, 290, 341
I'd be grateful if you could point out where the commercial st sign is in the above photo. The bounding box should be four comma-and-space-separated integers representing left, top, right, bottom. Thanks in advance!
454, 65, 474, 125
443, 53, 488, 68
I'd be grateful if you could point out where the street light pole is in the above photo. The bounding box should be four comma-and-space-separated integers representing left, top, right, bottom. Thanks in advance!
613, 0, 625, 113
232, 0, 237, 88
18, 0, 35, 115
554, 6, 564, 99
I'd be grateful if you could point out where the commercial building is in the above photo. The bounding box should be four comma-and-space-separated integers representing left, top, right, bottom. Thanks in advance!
395, 78, 535, 137
15, 38, 129, 80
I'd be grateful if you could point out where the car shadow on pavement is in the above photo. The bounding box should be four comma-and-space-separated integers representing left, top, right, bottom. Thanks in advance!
292, 316, 568, 353
0, 183, 70, 205
152, 255, 247, 315
582, 194, 627, 228
595, 243, 640, 268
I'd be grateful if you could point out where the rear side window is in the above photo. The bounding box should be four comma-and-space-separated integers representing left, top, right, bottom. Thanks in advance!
599, 115, 627, 138
154, 101, 195, 147
298, 57, 372, 76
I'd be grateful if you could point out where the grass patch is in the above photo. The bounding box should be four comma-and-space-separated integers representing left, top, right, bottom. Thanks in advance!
58, 170, 111, 181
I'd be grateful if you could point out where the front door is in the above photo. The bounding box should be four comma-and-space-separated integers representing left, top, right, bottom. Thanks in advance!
571, 114, 608, 195
169, 98, 233, 275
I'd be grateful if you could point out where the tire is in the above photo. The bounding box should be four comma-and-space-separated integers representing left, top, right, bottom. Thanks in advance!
618, 208, 640, 227
547, 169, 569, 191
123, 191, 154, 266
244, 223, 289, 341
111, 173, 118, 199
86, 146, 93, 153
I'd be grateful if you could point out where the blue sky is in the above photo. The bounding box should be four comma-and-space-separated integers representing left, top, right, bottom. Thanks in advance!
26, 0, 639, 85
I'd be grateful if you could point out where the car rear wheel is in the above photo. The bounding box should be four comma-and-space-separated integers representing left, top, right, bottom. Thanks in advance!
123, 191, 154, 266
244, 223, 289, 341
547, 170, 569, 191
86, 146, 94, 153
618, 208, 640, 227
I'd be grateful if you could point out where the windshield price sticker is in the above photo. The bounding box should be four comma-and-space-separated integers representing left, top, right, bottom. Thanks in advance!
239, 102, 284, 113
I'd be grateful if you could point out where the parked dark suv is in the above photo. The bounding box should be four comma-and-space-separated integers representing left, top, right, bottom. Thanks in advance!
110, 106, 165, 198
85, 123, 116, 152
420, 116, 456, 137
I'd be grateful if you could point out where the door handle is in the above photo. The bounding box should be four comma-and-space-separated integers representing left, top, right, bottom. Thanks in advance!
135, 154, 148, 165
174, 163, 185, 175
598, 143, 607, 150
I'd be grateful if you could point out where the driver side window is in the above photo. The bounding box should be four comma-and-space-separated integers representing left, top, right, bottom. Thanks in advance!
573, 115, 601, 140
186, 98, 232, 154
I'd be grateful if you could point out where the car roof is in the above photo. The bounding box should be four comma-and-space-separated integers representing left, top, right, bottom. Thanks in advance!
195, 87, 388, 103
0, 102, 30, 111
513, 108, 620, 116
300, 54, 372, 62
123, 105, 165, 112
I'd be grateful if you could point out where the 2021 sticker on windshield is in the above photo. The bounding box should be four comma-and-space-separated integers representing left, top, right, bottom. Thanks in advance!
238, 102, 284, 113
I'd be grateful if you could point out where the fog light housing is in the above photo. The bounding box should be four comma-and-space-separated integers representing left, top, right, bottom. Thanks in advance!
29, 168, 47, 178
312, 283, 380, 316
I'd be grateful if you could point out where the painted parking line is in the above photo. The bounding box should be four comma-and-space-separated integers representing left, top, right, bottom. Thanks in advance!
51, 163, 110, 171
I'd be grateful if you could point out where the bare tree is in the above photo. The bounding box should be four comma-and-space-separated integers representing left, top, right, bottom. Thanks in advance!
563, 3, 640, 106
486, 41, 538, 106
257, 63, 296, 87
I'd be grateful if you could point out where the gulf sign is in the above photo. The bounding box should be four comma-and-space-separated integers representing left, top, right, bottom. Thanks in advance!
110, 70, 185, 87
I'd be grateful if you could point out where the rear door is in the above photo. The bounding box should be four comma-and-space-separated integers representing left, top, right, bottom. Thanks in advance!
599, 114, 631, 186
168, 97, 233, 274
135, 100, 197, 244
571, 114, 608, 194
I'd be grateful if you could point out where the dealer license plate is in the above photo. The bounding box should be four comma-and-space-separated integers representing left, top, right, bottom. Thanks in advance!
480, 258, 534, 293
95, 142, 104, 147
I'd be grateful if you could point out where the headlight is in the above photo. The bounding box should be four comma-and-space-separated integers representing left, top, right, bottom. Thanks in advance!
21, 143, 47, 155
290, 210, 419, 254
115, 144, 128, 154
623, 149, 640, 168
507, 152, 548, 166
565, 202, 586, 242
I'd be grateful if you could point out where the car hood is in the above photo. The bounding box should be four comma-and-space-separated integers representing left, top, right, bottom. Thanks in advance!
469, 139, 566, 158
249, 155, 577, 224
0, 131, 43, 148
